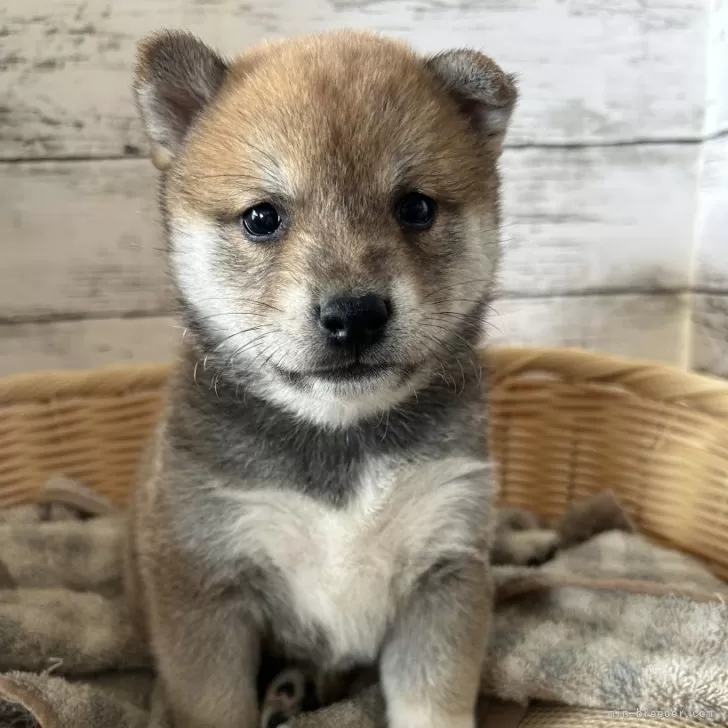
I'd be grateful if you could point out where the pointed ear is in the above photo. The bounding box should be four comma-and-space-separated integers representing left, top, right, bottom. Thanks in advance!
133, 31, 229, 170
426, 50, 517, 153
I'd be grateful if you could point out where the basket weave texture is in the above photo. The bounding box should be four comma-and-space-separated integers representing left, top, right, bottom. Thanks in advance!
0, 346, 727, 581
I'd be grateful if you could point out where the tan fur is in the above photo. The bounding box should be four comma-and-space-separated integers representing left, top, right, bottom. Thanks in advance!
170, 32, 500, 294
152, 34, 508, 428
129, 28, 516, 728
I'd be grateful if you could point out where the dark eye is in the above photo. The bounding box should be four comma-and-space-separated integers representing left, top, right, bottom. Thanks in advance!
396, 193, 437, 230
241, 203, 282, 240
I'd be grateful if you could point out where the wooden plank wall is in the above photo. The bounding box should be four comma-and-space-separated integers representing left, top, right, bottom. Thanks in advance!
1, 0, 727, 377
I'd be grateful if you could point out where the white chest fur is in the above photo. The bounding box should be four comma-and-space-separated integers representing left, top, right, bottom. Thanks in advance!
221, 456, 492, 664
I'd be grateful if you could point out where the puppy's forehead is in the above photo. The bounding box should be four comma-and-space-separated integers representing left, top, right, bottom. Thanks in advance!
182, 33, 478, 201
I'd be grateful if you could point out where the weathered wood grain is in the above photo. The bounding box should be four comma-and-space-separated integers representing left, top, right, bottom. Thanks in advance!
0, 0, 710, 159
691, 127, 728, 377
1, 159, 169, 319
694, 136, 728, 290
0, 316, 180, 376
705, 0, 728, 135
0, 292, 688, 376
489, 293, 689, 366
1, 144, 700, 319
691, 294, 728, 377
500, 144, 698, 297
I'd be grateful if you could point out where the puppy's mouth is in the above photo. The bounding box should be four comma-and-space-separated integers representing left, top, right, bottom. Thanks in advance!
275, 360, 418, 385
313, 361, 392, 380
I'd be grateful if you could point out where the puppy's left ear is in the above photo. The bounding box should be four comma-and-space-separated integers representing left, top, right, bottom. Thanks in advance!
426, 50, 517, 154
133, 31, 229, 170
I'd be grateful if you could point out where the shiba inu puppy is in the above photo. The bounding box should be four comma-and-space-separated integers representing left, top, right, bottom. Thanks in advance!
127, 28, 516, 728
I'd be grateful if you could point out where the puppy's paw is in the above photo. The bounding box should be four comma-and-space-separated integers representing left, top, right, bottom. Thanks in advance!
389, 701, 475, 728
492, 529, 560, 566
264, 714, 291, 728
264, 715, 290, 728
260, 667, 318, 728
523, 531, 561, 566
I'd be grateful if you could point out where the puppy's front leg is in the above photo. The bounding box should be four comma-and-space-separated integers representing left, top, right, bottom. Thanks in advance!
150, 596, 260, 728
381, 558, 492, 728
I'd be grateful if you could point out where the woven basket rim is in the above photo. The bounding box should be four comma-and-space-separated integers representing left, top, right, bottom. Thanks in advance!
0, 362, 171, 405
488, 346, 728, 417
1, 346, 727, 416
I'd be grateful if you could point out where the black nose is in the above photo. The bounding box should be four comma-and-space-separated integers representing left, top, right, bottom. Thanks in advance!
318, 294, 391, 351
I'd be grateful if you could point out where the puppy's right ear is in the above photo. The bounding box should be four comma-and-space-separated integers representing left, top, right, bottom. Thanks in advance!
133, 31, 228, 170
426, 50, 517, 155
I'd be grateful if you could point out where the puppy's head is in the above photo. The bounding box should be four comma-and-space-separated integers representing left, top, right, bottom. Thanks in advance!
134, 30, 516, 427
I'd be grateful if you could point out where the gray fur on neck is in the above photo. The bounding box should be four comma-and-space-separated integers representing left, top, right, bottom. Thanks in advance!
166, 299, 490, 508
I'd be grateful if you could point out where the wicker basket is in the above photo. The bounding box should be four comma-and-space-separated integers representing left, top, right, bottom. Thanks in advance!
1, 345, 728, 583
1, 345, 727, 727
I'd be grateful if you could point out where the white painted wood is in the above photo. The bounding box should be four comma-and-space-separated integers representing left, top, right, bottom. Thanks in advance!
500, 144, 698, 297
0, 293, 688, 375
1, 159, 169, 319
694, 136, 728, 291
690, 136, 728, 377
1, 0, 725, 378
0, 317, 179, 377
705, 0, 728, 135
488, 293, 689, 366
1, 145, 698, 319
691, 294, 728, 376
0, 0, 710, 159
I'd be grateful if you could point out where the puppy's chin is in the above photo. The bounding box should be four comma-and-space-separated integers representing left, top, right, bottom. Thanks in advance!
257, 363, 425, 429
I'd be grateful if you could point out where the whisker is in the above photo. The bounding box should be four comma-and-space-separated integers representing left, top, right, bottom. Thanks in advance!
225, 331, 275, 365
454, 355, 466, 396
221, 329, 274, 373
419, 332, 457, 392
381, 410, 391, 442
482, 319, 504, 337
266, 346, 290, 373
426, 297, 487, 308
194, 171, 266, 182
469, 354, 484, 384
428, 310, 471, 320
257, 339, 285, 371
189, 296, 284, 314
423, 327, 471, 395
423, 278, 494, 301
425, 321, 477, 352
201, 325, 269, 370
192, 311, 268, 323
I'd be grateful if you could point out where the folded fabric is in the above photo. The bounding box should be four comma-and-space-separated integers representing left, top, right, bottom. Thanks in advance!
0, 477, 725, 728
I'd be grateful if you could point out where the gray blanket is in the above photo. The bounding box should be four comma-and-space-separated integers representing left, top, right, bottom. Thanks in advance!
0, 477, 726, 727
